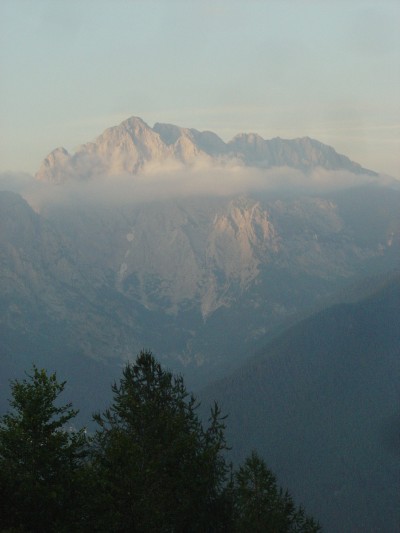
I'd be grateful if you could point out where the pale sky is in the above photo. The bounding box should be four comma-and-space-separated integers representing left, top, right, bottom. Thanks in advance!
1, 0, 399, 177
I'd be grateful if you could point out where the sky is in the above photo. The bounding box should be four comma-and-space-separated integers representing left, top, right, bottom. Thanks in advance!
0, 0, 399, 178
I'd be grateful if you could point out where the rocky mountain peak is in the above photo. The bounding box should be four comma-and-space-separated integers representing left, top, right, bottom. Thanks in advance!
120, 115, 150, 132
153, 122, 184, 146
35, 116, 377, 182
92, 116, 167, 163
35, 147, 72, 182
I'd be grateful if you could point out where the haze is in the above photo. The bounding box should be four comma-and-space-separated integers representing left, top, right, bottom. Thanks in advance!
1, 0, 399, 179
0, 161, 381, 213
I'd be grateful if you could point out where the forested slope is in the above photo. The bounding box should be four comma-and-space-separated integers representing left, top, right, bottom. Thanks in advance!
201, 272, 400, 532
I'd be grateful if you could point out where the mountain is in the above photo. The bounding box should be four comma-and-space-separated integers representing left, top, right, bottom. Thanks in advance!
0, 191, 148, 361
35, 116, 377, 182
0, 191, 147, 422
200, 272, 400, 532
1, 115, 399, 404
227, 133, 375, 173
36, 182, 399, 383
1, 116, 398, 532
3, 110, 400, 384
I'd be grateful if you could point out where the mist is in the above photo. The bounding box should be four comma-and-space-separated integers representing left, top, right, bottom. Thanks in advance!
2, 158, 383, 213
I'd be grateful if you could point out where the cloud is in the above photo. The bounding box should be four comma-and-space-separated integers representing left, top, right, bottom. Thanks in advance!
12, 157, 384, 213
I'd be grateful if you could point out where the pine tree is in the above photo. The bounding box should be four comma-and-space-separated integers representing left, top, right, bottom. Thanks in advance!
90, 350, 229, 532
0, 366, 87, 532
0, 357, 322, 532
233, 451, 321, 532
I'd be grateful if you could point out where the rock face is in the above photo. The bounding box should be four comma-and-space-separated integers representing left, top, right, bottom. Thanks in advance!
34, 184, 400, 387
2, 184, 399, 394
35, 116, 376, 182
227, 134, 369, 171
36, 117, 169, 182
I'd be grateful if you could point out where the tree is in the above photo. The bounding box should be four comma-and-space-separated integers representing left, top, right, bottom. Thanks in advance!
0, 357, 322, 532
90, 350, 229, 532
232, 451, 321, 532
0, 366, 87, 532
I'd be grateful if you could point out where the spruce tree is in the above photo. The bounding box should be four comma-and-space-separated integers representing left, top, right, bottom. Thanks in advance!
0, 366, 87, 532
233, 451, 321, 532
91, 350, 229, 532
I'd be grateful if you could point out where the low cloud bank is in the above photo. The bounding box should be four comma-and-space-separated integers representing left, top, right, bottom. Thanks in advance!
1, 158, 384, 212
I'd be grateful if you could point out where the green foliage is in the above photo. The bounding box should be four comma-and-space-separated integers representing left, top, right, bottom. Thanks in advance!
0, 366, 87, 532
232, 451, 321, 532
90, 350, 229, 532
0, 354, 321, 532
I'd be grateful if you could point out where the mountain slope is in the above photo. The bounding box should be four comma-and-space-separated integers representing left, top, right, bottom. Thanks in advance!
38, 184, 400, 382
2, 116, 399, 404
2, 178, 399, 391
0, 191, 152, 420
0, 191, 149, 361
200, 273, 400, 532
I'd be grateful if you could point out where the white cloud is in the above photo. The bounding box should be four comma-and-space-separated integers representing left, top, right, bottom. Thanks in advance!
18, 156, 384, 213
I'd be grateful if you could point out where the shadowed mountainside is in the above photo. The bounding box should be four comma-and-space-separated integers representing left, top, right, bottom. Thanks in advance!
200, 272, 400, 532
1, 183, 400, 394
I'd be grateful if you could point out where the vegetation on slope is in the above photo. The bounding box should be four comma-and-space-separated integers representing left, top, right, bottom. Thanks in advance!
0, 352, 320, 533
201, 272, 400, 532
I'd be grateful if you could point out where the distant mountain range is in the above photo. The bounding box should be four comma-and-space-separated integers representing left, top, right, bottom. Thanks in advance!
36, 116, 377, 182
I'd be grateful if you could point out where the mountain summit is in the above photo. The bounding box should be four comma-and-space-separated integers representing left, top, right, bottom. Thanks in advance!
35, 116, 376, 182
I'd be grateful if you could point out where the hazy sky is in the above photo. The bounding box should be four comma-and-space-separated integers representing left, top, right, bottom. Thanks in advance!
1, 0, 399, 177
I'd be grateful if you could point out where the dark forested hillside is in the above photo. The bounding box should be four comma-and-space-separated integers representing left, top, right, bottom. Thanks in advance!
201, 272, 400, 532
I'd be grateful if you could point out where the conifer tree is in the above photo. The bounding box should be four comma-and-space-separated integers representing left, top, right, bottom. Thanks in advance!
0, 357, 322, 532
232, 451, 321, 532
91, 350, 229, 532
0, 366, 87, 532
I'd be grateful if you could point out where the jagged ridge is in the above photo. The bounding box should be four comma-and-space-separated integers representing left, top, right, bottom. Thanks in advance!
36, 116, 377, 182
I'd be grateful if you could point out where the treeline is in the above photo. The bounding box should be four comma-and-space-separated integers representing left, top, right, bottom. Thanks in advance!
0, 351, 321, 532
